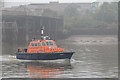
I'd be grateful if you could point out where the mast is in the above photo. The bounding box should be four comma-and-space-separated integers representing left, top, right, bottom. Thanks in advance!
41, 26, 44, 37
41, 25, 50, 40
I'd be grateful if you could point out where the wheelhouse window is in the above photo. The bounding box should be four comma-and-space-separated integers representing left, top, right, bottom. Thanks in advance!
50, 41, 53, 45
46, 41, 53, 45
53, 42, 56, 45
35, 43, 37, 46
46, 42, 49, 45
31, 43, 34, 47
38, 43, 41, 46
42, 42, 46, 46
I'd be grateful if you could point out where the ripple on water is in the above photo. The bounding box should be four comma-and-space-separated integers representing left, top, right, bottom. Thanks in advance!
2, 35, 118, 78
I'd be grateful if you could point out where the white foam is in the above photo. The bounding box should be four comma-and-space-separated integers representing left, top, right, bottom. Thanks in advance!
70, 59, 83, 63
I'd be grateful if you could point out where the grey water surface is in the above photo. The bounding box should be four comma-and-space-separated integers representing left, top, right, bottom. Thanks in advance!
1, 35, 118, 78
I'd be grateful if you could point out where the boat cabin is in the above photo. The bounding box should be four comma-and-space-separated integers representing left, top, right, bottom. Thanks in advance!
27, 39, 64, 53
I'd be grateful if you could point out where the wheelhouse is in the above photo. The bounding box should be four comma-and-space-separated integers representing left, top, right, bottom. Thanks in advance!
26, 39, 62, 53
29, 40, 56, 47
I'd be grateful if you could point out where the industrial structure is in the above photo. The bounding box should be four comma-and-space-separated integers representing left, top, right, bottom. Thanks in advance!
2, 15, 64, 54
2, 1, 99, 16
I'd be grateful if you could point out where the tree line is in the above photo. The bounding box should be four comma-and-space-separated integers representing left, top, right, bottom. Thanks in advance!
41, 2, 118, 35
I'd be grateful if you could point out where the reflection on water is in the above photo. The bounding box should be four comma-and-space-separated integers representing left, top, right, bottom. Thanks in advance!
2, 35, 118, 78
2, 59, 73, 78
25, 61, 71, 78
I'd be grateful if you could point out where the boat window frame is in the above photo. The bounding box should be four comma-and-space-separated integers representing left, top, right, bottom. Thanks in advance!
49, 41, 53, 45
53, 42, 56, 45
35, 43, 37, 46
42, 42, 46, 46
46, 42, 49, 45
31, 43, 34, 47
46, 41, 53, 45
38, 43, 41, 46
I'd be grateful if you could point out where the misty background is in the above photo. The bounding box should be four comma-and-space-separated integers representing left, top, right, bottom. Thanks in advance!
1, 2, 118, 55
1, 1, 118, 78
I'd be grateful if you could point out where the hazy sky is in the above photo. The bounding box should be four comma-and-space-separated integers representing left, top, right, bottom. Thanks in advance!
4, 0, 96, 3
3, 0, 118, 8
3, 0, 96, 7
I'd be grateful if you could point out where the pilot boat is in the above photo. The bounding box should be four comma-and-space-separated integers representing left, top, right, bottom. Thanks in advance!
16, 26, 74, 60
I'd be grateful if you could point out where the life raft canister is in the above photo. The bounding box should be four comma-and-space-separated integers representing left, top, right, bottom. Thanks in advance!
18, 48, 22, 52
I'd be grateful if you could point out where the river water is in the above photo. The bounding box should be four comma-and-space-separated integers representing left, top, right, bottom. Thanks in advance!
1, 35, 118, 78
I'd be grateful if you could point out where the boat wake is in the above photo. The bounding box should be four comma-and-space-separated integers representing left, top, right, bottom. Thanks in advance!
70, 58, 83, 64
1, 55, 17, 61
